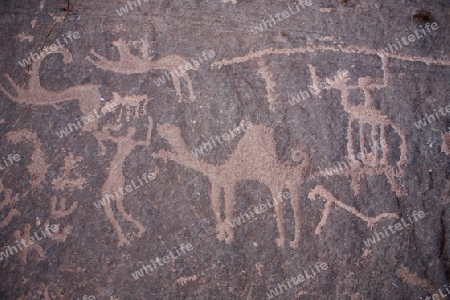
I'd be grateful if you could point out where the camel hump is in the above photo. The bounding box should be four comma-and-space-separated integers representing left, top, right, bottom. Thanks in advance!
235, 124, 276, 153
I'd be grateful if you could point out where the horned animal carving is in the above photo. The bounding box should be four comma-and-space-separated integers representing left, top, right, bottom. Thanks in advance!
154, 123, 309, 248
0, 47, 101, 129
86, 36, 197, 102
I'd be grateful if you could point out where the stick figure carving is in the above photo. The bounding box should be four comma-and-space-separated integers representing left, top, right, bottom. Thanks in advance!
154, 123, 309, 248
309, 56, 408, 197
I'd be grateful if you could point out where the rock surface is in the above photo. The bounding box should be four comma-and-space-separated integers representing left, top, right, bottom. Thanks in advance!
0, 0, 449, 299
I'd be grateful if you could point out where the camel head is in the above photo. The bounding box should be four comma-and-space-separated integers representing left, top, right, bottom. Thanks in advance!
288, 147, 310, 175
49, 47, 73, 64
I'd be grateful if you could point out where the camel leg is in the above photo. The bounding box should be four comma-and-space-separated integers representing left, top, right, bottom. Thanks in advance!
347, 118, 362, 195
384, 168, 406, 197
380, 124, 388, 165
308, 186, 335, 235
211, 183, 226, 241
5, 74, 19, 91
287, 183, 301, 249
171, 76, 183, 102
223, 184, 235, 244
182, 73, 196, 102
273, 184, 287, 248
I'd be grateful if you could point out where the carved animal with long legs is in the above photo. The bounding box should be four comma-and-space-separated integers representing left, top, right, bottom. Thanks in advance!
86, 36, 197, 102
0, 47, 101, 131
154, 123, 309, 248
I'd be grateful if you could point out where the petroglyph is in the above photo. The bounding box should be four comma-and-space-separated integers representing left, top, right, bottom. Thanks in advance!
396, 266, 439, 296
15, 33, 34, 42
154, 123, 309, 248
51, 153, 86, 192
0, 129, 48, 229
92, 93, 153, 246
308, 185, 398, 234
18, 282, 65, 300
0, 181, 20, 228
5, 129, 47, 188
0, 48, 101, 127
211, 44, 450, 69
211, 44, 444, 197
49, 196, 78, 219
43, 219, 73, 243
311, 55, 408, 197
255, 59, 278, 111
12, 223, 45, 264
442, 132, 450, 155
86, 36, 197, 102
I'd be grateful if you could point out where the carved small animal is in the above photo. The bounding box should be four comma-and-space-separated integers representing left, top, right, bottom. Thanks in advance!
86, 38, 197, 102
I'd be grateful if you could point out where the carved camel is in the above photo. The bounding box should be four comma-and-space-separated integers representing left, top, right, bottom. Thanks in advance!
154, 123, 309, 248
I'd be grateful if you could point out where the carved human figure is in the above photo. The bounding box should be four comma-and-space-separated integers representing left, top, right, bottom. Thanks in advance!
91, 93, 153, 246
308, 57, 407, 197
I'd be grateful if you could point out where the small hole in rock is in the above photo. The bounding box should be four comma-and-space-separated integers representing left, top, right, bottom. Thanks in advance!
412, 9, 433, 25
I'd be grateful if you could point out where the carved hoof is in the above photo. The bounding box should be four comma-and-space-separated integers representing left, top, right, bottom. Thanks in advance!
216, 231, 225, 241
117, 239, 131, 247
135, 227, 146, 238
224, 235, 234, 244
289, 239, 299, 249
186, 95, 196, 103
216, 224, 227, 241
275, 237, 285, 248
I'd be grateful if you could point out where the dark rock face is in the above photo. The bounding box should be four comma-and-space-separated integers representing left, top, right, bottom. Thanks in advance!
0, 0, 449, 299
